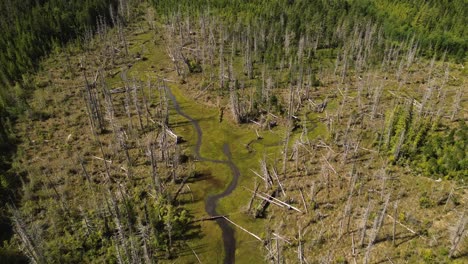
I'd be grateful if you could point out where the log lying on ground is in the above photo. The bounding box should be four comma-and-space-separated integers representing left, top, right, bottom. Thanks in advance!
254, 188, 279, 218
191, 215, 226, 223
249, 187, 303, 218
171, 172, 195, 203
223, 216, 263, 242
110, 86, 134, 94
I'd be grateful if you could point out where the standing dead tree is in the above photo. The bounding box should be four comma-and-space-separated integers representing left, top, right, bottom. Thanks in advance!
451, 88, 463, 121
364, 194, 390, 264
101, 71, 117, 134
81, 63, 104, 134
121, 69, 134, 130
229, 79, 241, 123
146, 140, 162, 195
260, 157, 274, 189
370, 84, 383, 120
241, 26, 254, 80
131, 79, 144, 130
359, 199, 373, 247
449, 212, 467, 258
218, 26, 226, 89
10, 206, 45, 264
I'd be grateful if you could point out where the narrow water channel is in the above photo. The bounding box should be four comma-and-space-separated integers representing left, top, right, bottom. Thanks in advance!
166, 87, 239, 264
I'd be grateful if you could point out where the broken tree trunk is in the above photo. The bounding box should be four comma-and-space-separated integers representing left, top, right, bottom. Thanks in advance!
255, 188, 280, 218
162, 124, 182, 143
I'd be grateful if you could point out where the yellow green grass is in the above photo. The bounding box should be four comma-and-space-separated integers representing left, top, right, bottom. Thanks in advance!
118, 26, 328, 262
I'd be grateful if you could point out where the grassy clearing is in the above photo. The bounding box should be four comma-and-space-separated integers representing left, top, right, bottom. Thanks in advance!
113, 26, 283, 263
169, 83, 288, 263
115, 23, 334, 262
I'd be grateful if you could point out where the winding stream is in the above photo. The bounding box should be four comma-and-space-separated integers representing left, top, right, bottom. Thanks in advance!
166, 87, 239, 264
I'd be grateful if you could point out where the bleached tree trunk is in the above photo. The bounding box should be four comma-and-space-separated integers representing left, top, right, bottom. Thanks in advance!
11, 207, 45, 264
371, 85, 383, 120
147, 141, 161, 195
117, 17, 129, 56
219, 28, 225, 89
122, 70, 134, 130
451, 88, 462, 121
260, 157, 273, 189
229, 80, 241, 123
359, 199, 372, 247
82, 66, 104, 134
364, 194, 390, 264
138, 222, 152, 264
449, 212, 467, 258
392, 201, 399, 247
244, 34, 253, 79
393, 128, 406, 161
132, 80, 144, 130
298, 226, 304, 264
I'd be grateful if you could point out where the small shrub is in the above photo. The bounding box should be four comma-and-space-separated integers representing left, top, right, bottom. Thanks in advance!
421, 248, 434, 262
399, 212, 406, 223
419, 193, 434, 208
336, 256, 348, 264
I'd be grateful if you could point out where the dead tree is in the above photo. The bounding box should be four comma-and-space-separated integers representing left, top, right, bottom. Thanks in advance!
109, 193, 131, 263
297, 39, 306, 105
392, 200, 399, 247
138, 221, 152, 264
10, 206, 45, 264
118, 0, 130, 21
132, 79, 144, 130
393, 128, 406, 161
82, 65, 104, 134
364, 194, 390, 264
298, 225, 304, 264
244, 33, 253, 79
229, 81, 241, 123
96, 15, 108, 41
160, 125, 169, 167
219, 27, 225, 89
117, 128, 132, 177
147, 141, 162, 195
339, 172, 357, 237
451, 88, 463, 121
449, 212, 467, 258
370, 84, 383, 120
160, 80, 170, 126
247, 179, 259, 214
359, 199, 372, 247
171, 145, 180, 183
260, 157, 273, 189
121, 70, 134, 130
116, 16, 129, 56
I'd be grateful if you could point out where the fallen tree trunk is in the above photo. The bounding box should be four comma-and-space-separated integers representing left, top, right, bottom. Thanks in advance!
223, 216, 263, 242
191, 215, 226, 223
255, 188, 279, 218
171, 172, 195, 203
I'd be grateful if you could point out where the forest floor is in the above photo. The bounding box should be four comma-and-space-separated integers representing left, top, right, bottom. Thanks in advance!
10, 7, 468, 264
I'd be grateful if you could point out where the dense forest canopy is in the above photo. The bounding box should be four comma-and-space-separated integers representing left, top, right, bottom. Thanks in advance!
0, 0, 116, 88
153, 0, 467, 59
0, 0, 117, 168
